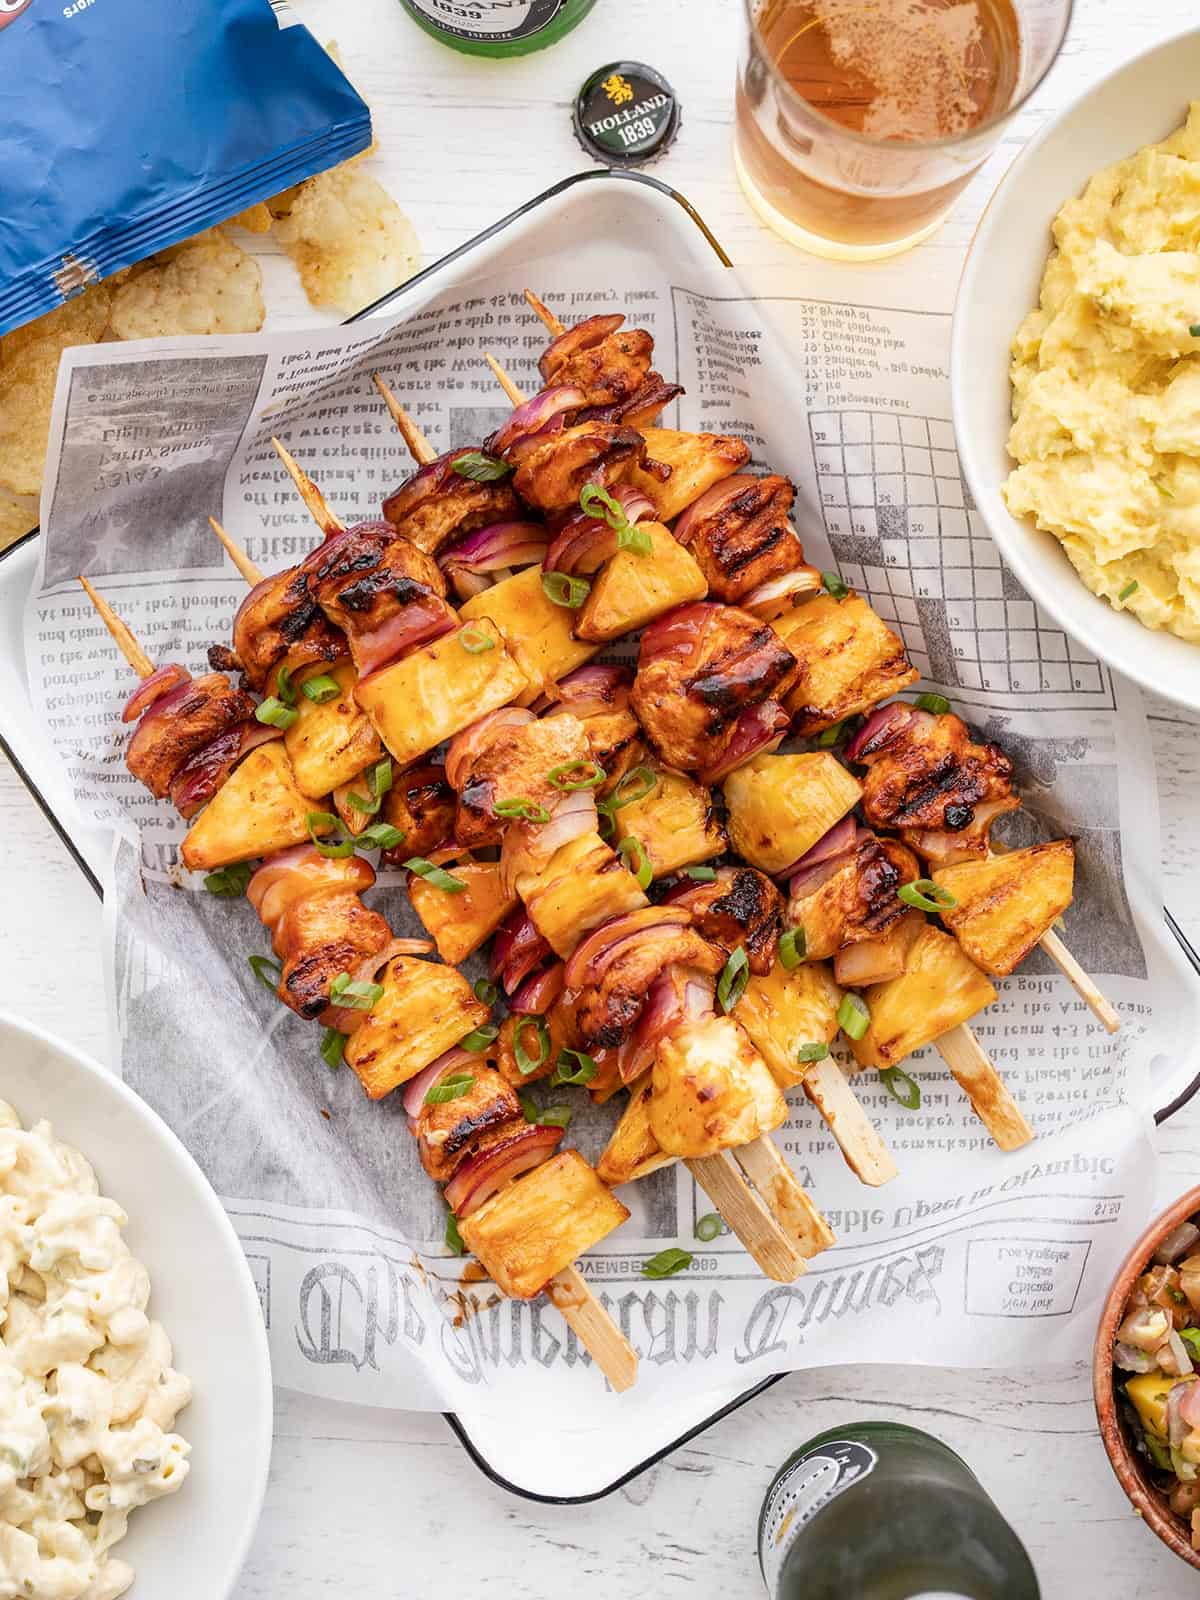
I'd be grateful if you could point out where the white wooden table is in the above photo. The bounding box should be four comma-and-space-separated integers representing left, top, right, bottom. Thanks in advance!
6, 0, 1200, 1591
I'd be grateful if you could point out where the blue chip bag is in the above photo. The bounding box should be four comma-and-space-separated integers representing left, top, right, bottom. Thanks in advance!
0, 0, 371, 336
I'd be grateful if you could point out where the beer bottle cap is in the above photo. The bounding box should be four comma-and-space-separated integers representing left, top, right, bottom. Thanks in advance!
573, 62, 680, 167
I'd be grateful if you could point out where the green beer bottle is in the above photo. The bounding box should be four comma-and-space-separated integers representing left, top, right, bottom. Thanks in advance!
397, 0, 596, 57
759, 1422, 1041, 1600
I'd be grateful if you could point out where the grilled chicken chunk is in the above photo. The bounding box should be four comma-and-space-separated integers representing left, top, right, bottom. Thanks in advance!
649, 1015, 787, 1158
406, 850, 516, 965
225, 565, 343, 692
310, 530, 455, 678
628, 428, 751, 522
510, 422, 663, 518
285, 660, 383, 801
382, 449, 520, 556
631, 602, 797, 774
676, 475, 808, 603
578, 372, 684, 429
450, 712, 592, 848
275, 889, 392, 1022
572, 926, 725, 1053
495, 1000, 577, 1089
460, 566, 598, 699
847, 924, 996, 1071
344, 956, 488, 1100
379, 763, 455, 864
666, 866, 783, 975
539, 313, 655, 406
596, 1074, 675, 1186
786, 834, 920, 960
933, 839, 1075, 976
773, 591, 918, 735
416, 1064, 524, 1184
515, 831, 649, 959
734, 961, 843, 1090
126, 673, 254, 798
179, 741, 322, 871
458, 1149, 630, 1300
724, 752, 862, 877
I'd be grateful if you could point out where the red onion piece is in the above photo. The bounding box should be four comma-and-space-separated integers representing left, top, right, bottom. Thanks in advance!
700, 701, 790, 784
444, 1124, 564, 1217
121, 663, 190, 724
353, 598, 457, 679
616, 968, 714, 1084
844, 702, 925, 763
1112, 1341, 1157, 1374
492, 908, 551, 994
446, 708, 535, 793
449, 568, 492, 601
169, 719, 283, 818
439, 521, 548, 576
489, 386, 587, 456
503, 412, 570, 469
563, 906, 692, 993
510, 962, 565, 1015
247, 843, 319, 918
531, 663, 632, 717
1169, 1376, 1194, 1446
638, 602, 713, 668
1156, 1223, 1200, 1266
674, 475, 756, 547
780, 816, 860, 885
401, 1047, 478, 1119
910, 798, 1014, 863
834, 937, 904, 988
248, 846, 377, 936
543, 486, 656, 576
742, 567, 823, 620
1180, 1378, 1200, 1430
132, 676, 195, 732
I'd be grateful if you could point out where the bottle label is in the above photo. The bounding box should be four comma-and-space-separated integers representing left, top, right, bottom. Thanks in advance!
404, 0, 565, 41
760, 1439, 877, 1593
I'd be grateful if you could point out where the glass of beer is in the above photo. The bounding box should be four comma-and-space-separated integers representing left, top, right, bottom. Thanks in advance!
735, 0, 1073, 260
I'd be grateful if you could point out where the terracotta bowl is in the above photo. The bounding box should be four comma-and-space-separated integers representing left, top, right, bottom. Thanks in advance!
1094, 1184, 1200, 1569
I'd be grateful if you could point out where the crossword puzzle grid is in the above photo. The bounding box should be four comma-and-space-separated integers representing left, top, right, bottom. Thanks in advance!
809, 409, 1106, 699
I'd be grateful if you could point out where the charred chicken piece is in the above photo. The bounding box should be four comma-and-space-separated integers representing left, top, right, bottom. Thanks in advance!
576, 372, 684, 429
786, 832, 921, 961
309, 528, 456, 679
667, 866, 784, 976
445, 709, 592, 849
126, 672, 255, 799
631, 602, 797, 776
379, 763, 455, 865
674, 475, 808, 604
538, 313, 655, 407
535, 665, 645, 796
276, 889, 392, 1021
382, 448, 521, 556
416, 1064, 524, 1184
223, 566, 343, 692
567, 912, 725, 1053
509, 423, 667, 518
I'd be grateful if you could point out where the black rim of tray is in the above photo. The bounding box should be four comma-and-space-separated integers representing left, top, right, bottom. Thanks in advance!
1, 167, 1198, 1506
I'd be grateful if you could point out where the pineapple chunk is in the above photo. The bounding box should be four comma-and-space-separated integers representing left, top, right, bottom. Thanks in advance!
575, 523, 706, 643
628, 427, 751, 522
284, 659, 382, 799
458, 1149, 630, 1300
180, 742, 323, 870
649, 1015, 787, 1158
612, 766, 726, 879
1126, 1372, 1193, 1440
354, 620, 528, 767
516, 831, 648, 958
735, 961, 843, 1089
724, 752, 862, 875
773, 591, 918, 735
460, 566, 597, 700
597, 1075, 675, 1186
408, 851, 516, 965
848, 925, 996, 1070
344, 956, 487, 1100
933, 840, 1075, 977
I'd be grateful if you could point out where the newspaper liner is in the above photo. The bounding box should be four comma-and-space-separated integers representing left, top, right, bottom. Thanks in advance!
20, 257, 1199, 1422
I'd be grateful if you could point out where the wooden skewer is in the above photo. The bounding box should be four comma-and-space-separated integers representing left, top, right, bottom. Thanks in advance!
1038, 926, 1120, 1035
270, 437, 347, 536
934, 1024, 1034, 1151
546, 1266, 638, 1393
802, 1056, 898, 1188
684, 1154, 809, 1281
525, 288, 566, 338
78, 576, 154, 679
209, 517, 264, 586
486, 352, 524, 407
373, 372, 437, 467
731, 1137, 836, 1259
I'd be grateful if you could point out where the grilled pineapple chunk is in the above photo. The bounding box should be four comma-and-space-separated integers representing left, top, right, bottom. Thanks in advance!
734, 961, 843, 1089
1126, 1372, 1191, 1440
516, 831, 648, 958
181, 742, 323, 870
461, 566, 597, 700
848, 925, 996, 1070
459, 1149, 630, 1300
628, 428, 751, 522
724, 753, 862, 875
773, 592, 918, 735
344, 956, 487, 1100
933, 840, 1075, 977
612, 766, 726, 879
597, 1074, 675, 1186
408, 850, 516, 965
354, 620, 528, 766
575, 523, 707, 643
284, 659, 382, 799
649, 1015, 786, 1158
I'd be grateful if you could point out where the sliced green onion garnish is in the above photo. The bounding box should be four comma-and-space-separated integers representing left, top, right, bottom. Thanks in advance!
553, 1049, 598, 1086
405, 856, 466, 892
345, 758, 394, 815
248, 955, 281, 992
514, 1016, 551, 1076
473, 977, 499, 1006
815, 719, 849, 749
879, 1065, 921, 1109
915, 692, 951, 715
779, 928, 806, 970
541, 570, 591, 609
605, 764, 657, 812
328, 972, 384, 1012
578, 482, 648, 554
1191, 323, 1200, 338
519, 1093, 539, 1123
617, 835, 653, 890
1118, 579, 1139, 602
1180, 1327, 1200, 1359
445, 1210, 465, 1255
493, 797, 551, 824
618, 524, 653, 554
821, 570, 849, 600
255, 696, 298, 730
694, 1213, 722, 1243
717, 946, 750, 1013
547, 759, 606, 791
424, 1072, 475, 1105
459, 626, 496, 654
597, 808, 615, 841
797, 1042, 830, 1063
204, 862, 252, 897
276, 664, 297, 707
642, 1247, 693, 1280
837, 992, 871, 1041
320, 1027, 345, 1069
460, 1024, 499, 1053
357, 822, 406, 851
307, 811, 355, 859
536, 1105, 572, 1129
451, 450, 511, 482
898, 879, 957, 913
301, 673, 341, 704
684, 865, 718, 882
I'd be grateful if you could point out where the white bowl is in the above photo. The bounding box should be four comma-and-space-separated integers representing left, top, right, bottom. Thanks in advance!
0, 1011, 272, 1599
952, 27, 1200, 711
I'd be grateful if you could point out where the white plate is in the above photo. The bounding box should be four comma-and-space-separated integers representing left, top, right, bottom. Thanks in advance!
0, 1011, 273, 1593
952, 26, 1200, 713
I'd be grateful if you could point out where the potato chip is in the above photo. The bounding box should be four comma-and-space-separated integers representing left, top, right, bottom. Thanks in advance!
0, 486, 38, 551
0, 282, 111, 370
274, 165, 418, 316
108, 229, 265, 340
232, 201, 273, 235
